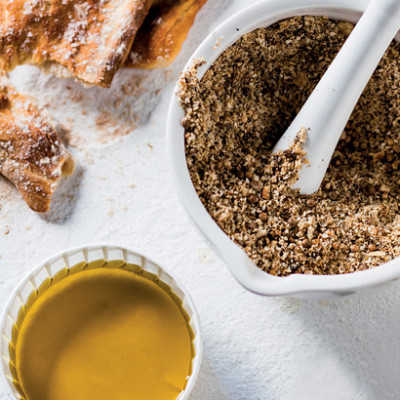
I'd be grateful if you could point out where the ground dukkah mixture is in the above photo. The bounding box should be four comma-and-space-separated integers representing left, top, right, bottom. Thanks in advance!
179, 16, 400, 276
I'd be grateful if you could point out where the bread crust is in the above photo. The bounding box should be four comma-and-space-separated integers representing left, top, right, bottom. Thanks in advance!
0, 75, 74, 212
126, 0, 207, 69
0, 0, 154, 87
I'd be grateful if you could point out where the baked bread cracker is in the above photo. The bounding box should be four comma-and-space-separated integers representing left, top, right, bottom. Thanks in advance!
0, 0, 153, 87
0, 75, 74, 212
126, 0, 207, 69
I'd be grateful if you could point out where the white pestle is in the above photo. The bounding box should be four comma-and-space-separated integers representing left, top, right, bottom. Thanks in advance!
273, 0, 400, 195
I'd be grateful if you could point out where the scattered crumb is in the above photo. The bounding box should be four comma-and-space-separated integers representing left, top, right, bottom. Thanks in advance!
198, 247, 215, 264
212, 36, 224, 49
95, 112, 137, 144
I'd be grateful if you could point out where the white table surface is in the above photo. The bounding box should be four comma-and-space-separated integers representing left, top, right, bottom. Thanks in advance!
1, 1, 399, 399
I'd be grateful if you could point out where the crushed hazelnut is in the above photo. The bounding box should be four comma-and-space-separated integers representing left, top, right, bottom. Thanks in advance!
350, 244, 360, 252
306, 199, 316, 208
259, 212, 267, 221
180, 16, 400, 276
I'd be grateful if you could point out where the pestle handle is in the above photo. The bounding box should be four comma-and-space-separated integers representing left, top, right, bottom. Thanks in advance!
273, 0, 400, 194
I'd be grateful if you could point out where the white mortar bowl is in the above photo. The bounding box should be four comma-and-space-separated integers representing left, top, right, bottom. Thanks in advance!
0, 244, 202, 399
167, 0, 400, 298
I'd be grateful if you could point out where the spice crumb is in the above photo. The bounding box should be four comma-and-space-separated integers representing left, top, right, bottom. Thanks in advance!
179, 16, 400, 276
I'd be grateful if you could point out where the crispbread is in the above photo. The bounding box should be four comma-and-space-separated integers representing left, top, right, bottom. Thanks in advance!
127, 0, 207, 69
0, 0, 153, 87
0, 74, 74, 212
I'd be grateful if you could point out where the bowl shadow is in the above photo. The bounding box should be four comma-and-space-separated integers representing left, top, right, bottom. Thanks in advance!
190, 348, 275, 400
189, 355, 229, 400
39, 164, 84, 224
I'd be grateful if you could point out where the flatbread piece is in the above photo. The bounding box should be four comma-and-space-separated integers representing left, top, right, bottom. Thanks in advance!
127, 0, 207, 69
0, 75, 74, 212
0, 0, 153, 87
